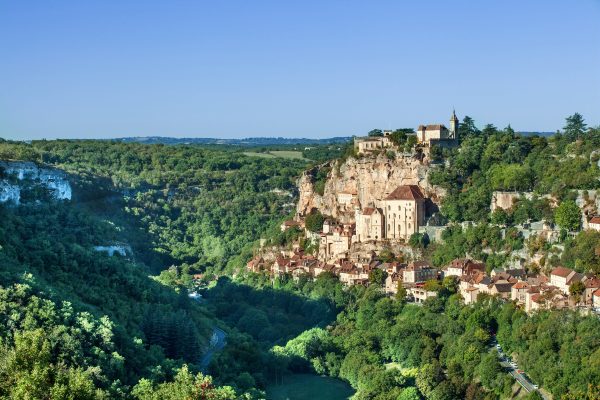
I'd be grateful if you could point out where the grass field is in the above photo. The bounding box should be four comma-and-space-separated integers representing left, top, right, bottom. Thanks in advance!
266, 374, 354, 400
242, 150, 308, 160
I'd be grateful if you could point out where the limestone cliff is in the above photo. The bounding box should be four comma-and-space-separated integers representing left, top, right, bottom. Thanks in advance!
297, 153, 444, 223
0, 161, 72, 204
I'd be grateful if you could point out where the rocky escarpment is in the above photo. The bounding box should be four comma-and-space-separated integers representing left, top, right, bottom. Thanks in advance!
0, 161, 72, 204
297, 153, 445, 223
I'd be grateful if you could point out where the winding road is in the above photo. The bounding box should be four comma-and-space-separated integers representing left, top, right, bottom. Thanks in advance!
199, 327, 227, 371
490, 338, 548, 400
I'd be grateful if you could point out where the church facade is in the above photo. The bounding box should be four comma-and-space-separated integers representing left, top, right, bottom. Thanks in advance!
354, 185, 426, 242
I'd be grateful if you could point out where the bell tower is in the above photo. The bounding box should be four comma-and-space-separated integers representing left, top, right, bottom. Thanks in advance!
450, 109, 459, 139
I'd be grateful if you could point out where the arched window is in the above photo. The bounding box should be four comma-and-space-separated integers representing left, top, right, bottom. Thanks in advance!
408, 223, 411, 229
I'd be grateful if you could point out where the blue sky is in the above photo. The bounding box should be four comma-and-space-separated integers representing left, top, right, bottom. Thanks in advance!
1, 0, 599, 140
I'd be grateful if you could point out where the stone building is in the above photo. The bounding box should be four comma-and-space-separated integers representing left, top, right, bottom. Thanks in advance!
382, 185, 426, 240
354, 207, 384, 242
354, 133, 393, 155
416, 111, 459, 147
354, 185, 426, 242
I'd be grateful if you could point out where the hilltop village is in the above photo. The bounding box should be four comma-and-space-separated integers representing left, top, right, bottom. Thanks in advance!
248, 112, 600, 315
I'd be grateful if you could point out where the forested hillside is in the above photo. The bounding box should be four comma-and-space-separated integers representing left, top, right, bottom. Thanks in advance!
1, 121, 600, 400
0, 139, 313, 397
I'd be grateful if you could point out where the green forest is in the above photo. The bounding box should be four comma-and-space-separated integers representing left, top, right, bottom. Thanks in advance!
0, 115, 599, 399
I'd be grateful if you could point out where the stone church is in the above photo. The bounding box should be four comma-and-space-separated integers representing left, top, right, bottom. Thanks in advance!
354, 185, 426, 242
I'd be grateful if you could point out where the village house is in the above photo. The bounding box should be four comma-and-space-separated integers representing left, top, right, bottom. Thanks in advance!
583, 276, 600, 305
416, 111, 459, 147
593, 288, 600, 310
246, 256, 266, 273
511, 281, 529, 303
444, 258, 486, 277
550, 266, 585, 295
588, 216, 600, 232
403, 261, 438, 284
320, 223, 353, 260
385, 273, 402, 295
409, 286, 438, 303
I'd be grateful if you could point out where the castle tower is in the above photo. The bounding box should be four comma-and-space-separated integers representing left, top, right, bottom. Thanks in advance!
450, 110, 459, 139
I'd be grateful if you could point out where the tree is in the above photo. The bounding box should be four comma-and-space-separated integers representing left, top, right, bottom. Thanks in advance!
423, 279, 443, 292
569, 280, 585, 297
554, 201, 581, 232
369, 268, 387, 286
397, 387, 420, 400
305, 211, 325, 233
396, 283, 407, 302
405, 135, 418, 152
368, 129, 383, 137
458, 116, 480, 141
409, 232, 429, 249
563, 113, 587, 141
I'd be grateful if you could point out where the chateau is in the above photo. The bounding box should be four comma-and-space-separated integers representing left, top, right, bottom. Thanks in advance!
354, 111, 459, 155
416, 110, 459, 147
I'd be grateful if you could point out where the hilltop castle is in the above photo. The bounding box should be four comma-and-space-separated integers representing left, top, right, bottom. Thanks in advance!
354, 111, 459, 154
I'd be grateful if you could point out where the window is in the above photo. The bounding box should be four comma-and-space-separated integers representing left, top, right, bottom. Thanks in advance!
408, 223, 411, 229
398, 206, 401, 211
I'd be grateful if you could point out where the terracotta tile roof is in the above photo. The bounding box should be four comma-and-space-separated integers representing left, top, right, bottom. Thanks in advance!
593, 288, 600, 296
384, 185, 424, 201
363, 207, 377, 215
585, 277, 600, 288
590, 216, 600, 224
513, 281, 529, 289
551, 266, 574, 278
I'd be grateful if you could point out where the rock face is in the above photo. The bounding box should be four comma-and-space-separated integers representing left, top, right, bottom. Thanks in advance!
0, 161, 72, 204
297, 153, 444, 223
94, 245, 131, 257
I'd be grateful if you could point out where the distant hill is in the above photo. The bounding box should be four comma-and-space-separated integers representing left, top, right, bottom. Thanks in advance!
115, 136, 353, 146
518, 131, 555, 137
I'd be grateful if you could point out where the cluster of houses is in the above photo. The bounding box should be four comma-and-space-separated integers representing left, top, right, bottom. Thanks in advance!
247, 249, 600, 313
459, 264, 600, 313
353, 110, 459, 155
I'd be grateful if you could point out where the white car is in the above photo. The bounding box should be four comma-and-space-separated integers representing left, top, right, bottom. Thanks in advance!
532, 384, 539, 389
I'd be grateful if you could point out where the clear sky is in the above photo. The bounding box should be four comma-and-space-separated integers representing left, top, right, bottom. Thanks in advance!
1, 1, 599, 140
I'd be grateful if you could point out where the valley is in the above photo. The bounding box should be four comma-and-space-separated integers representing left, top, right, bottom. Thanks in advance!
1, 114, 599, 400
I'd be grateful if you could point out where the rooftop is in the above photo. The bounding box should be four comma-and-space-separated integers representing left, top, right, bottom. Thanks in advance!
384, 185, 424, 201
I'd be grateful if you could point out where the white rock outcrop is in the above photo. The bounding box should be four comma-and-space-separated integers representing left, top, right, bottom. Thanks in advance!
0, 161, 72, 203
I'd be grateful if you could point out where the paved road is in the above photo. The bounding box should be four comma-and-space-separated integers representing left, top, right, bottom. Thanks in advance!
199, 327, 227, 371
490, 338, 548, 400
